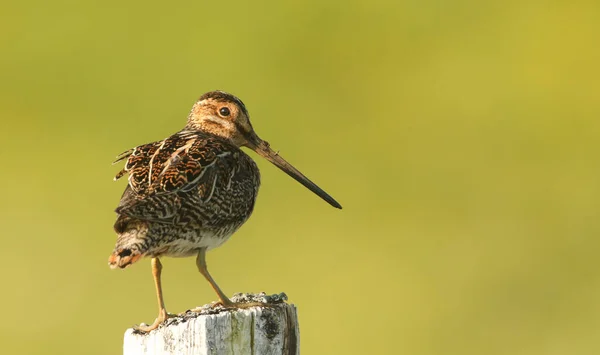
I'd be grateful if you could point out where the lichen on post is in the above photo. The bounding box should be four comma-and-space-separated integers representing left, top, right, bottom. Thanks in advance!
123, 293, 299, 355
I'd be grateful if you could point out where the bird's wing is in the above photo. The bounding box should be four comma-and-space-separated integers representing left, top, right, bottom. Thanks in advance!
113, 132, 237, 223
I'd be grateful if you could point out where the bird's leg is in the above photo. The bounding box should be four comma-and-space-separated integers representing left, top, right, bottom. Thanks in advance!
194, 248, 267, 311
134, 257, 174, 332
196, 248, 234, 306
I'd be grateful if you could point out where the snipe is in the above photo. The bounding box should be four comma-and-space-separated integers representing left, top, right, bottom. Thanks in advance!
109, 91, 341, 332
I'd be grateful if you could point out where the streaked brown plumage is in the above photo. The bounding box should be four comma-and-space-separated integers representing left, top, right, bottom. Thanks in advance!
109, 91, 341, 332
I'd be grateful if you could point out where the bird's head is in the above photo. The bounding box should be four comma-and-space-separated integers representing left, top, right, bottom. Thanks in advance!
186, 90, 255, 147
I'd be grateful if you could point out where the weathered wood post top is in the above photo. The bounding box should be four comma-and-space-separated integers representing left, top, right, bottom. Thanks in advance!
123, 293, 299, 355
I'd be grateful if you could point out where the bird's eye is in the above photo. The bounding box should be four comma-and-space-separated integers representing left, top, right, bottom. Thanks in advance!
219, 107, 230, 117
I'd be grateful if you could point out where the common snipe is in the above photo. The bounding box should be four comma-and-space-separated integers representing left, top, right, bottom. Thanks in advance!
109, 91, 341, 332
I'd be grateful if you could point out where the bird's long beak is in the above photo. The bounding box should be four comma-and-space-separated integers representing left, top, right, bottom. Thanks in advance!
247, 133, 342, 209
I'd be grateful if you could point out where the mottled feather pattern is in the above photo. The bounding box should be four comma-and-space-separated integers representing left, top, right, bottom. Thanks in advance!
111, 130, 261, 263
117, 132, 235, 195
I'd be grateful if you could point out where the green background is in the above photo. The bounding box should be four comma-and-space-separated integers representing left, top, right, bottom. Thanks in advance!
1, 0, 599, 354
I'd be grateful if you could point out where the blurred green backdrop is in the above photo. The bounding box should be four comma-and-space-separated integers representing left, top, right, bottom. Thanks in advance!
1, 0, 599, 354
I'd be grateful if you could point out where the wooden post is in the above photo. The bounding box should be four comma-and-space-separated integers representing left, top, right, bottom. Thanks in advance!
123, 293, 299, 355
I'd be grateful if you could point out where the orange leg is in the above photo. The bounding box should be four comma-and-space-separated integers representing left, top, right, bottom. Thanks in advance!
134, 257, 173, 332
194, 248, 266, 311
196, 248, 234, 306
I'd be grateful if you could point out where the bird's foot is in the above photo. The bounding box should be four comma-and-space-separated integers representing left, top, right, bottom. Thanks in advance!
187, 293, 286, 314
187, 301, 267, 314
217, 300, 267, 309
133, 310, 176, 333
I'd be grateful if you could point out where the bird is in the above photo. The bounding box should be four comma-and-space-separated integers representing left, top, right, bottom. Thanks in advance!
108, 90, 341, 332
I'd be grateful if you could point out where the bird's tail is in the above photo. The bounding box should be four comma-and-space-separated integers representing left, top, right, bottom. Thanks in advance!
108, 217, 149, 269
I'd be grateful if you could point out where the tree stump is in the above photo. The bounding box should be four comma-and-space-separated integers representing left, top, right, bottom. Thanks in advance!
123, 293, 299, 355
